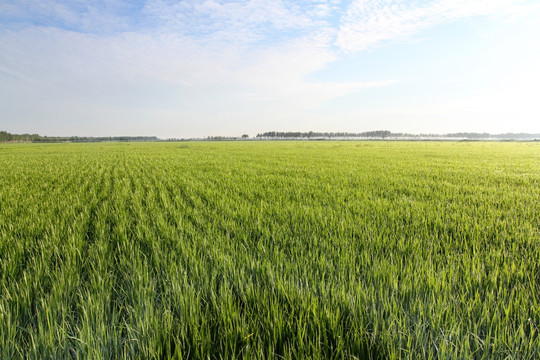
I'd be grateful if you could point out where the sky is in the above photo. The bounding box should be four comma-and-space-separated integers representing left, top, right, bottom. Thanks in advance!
1, 0, 539, 138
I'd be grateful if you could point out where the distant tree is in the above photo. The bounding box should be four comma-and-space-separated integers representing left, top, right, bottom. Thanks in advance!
0, 131, 12, 142
256, 130, 400, 139
241, 134, 249, 139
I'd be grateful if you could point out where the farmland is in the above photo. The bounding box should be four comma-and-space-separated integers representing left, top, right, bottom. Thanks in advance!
0, 141, 539, 359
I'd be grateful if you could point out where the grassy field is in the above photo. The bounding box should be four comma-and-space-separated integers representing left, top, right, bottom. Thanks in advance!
0, 141, 539, 359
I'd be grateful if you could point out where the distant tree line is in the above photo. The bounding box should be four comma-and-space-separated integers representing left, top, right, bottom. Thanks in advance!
0, 131, 158, 143
256, 131, 540, 140
256, 130, 396, 138
0, 131, 42, 142
2, 130, 539, 143
205, 136, 243, 141
444, 132, 540, 140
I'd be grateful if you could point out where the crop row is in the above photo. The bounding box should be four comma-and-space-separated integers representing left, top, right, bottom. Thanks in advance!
0, 141, 539, 359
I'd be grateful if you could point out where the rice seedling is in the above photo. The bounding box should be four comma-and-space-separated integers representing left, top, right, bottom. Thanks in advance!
0, 141, 538, 359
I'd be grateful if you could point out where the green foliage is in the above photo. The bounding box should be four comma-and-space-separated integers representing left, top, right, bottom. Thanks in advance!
0, 131, 41, 142
0, 141, 539, 359
0, 130, 158, 143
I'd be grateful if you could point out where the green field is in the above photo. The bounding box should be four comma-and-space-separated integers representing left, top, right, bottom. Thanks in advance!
1, 141, 539, 359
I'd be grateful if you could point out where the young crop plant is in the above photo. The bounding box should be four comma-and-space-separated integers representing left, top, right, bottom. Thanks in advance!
0, 141, 539, 359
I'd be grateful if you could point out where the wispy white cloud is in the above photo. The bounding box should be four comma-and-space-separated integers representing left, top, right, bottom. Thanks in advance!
1, 0, 537, 136
337, 0, 537, 52
0, 0, 363, 119
144, 0, 314, 32
0, 0, 139, 33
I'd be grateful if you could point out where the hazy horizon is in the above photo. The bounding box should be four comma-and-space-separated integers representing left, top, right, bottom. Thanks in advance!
2, 0, 540, 138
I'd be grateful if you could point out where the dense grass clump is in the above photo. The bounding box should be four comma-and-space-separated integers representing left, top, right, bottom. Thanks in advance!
0, 141, 539, 359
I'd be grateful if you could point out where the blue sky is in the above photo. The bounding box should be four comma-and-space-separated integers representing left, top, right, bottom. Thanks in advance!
1, 0, 539, 138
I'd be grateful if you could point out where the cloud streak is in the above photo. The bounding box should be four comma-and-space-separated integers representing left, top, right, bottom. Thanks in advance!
336, 0, 536, 52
